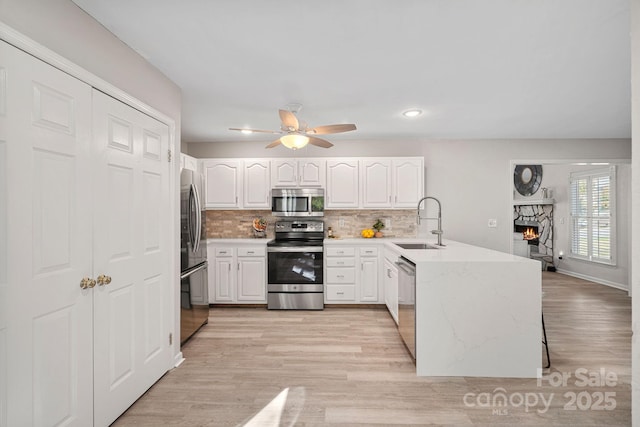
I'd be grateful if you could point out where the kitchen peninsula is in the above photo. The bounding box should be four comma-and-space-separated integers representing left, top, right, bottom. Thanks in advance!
327, 238, 542, 378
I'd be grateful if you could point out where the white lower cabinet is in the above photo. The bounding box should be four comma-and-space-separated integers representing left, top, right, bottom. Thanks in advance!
325, 246, 357, 302
210, 243, 267, 303
359, 247, 379, 302
324, 244, 382, 304
383, 257, 399, 324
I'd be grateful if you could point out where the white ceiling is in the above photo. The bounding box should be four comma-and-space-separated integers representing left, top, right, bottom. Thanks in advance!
72, 0, 631, 144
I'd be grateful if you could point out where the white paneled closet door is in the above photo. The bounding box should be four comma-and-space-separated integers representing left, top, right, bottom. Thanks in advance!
91, 91, 171, 426
1, 40, 94, 426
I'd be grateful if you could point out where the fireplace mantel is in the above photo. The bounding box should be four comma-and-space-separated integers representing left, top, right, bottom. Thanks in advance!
513, 198, 555, 206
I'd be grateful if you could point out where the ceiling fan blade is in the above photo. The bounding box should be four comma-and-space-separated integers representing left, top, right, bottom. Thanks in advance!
308, 136, 333, 148
309, 123, 357, 135
279, 109, 299, 131
229, 127, 281, 134
265, 138, 282, 149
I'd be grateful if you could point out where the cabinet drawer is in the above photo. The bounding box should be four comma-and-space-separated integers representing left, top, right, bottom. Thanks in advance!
359, 247, 378, 257
325, 284, 356, 301
326, 257, 355, 267
214, 247, 234, 257
237, 246, 266, 257
326, 267, 355, 283
325, 247, 355, 257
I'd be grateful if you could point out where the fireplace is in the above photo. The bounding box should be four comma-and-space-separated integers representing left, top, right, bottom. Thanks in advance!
513, 203, 553, 257
514, 220, 540, 246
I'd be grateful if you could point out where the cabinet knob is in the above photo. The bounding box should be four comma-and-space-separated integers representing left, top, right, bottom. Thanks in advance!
97, 274, 112, 286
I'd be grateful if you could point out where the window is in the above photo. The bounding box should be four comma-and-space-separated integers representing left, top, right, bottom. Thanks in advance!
569, 166, 616, 265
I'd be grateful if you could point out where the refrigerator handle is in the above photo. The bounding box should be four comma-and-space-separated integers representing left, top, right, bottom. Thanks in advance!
191, 183, 202, 253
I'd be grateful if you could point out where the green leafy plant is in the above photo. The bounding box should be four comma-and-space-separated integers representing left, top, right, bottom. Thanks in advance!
373, 219, 385, 232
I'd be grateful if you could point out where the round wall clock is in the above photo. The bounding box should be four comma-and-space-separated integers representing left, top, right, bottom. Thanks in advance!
514, 165, 543, 196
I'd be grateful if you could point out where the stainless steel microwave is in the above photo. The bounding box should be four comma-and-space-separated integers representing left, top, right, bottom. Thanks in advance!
271, 188, 324, 217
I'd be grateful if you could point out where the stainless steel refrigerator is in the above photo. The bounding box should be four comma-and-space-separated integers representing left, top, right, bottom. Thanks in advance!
180, 165, 209, 344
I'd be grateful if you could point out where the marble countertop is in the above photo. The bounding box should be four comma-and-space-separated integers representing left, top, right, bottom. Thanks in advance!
206, 238, 271, 244
325, 237, 533, 264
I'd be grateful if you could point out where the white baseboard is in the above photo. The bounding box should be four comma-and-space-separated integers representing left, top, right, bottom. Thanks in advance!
555, 268, 629, 292
174, 352, 185, 368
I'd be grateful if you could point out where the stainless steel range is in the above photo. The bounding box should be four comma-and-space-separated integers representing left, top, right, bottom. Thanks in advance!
267, 219, 324, 310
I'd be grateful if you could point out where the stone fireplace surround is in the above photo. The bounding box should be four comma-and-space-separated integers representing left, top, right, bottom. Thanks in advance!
513, 203, 553, 257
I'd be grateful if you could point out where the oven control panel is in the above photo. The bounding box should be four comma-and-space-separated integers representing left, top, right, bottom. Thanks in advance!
274, 220, 324, 232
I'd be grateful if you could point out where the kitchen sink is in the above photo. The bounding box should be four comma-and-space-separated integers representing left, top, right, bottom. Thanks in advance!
394, 242, 441, 250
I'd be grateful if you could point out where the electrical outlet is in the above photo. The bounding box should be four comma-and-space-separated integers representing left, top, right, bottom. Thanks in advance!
339, 217, 345, 227
384, 217, 392, 230
488, 219, 498, 228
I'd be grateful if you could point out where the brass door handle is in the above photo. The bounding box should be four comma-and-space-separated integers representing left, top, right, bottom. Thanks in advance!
80, 277, 96, 289
97, 274, 112, 286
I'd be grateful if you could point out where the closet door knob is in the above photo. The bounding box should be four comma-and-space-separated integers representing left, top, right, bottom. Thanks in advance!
97, 274, 112, 286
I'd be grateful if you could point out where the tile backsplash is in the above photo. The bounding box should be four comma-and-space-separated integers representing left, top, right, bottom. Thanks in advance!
204, 209, 418, 239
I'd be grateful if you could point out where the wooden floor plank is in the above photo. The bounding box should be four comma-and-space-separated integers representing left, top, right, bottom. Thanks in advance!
112, 272, 631, 426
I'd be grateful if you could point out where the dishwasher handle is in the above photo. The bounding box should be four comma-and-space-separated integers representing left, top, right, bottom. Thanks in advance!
395, 257, 416, 276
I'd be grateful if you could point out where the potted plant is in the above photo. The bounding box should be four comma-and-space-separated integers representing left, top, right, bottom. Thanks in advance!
372, 219, 385, 238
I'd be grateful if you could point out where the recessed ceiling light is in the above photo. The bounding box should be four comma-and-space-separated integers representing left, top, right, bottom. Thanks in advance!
241, 129, 253, 134
402, 109, 422, 118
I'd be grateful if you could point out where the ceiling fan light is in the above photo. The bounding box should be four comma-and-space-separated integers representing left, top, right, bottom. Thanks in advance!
280, 134, 309, 150
403, 109, 422, 118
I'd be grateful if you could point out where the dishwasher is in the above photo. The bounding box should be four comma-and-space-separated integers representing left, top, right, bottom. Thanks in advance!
396, 256, 416, 359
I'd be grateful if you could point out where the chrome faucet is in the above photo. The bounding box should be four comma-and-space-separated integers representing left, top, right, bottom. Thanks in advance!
417, 196, 444, 246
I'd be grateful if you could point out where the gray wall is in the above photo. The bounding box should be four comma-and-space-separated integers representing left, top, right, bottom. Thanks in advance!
541, 163, 631, 290
0, 0, 181, 127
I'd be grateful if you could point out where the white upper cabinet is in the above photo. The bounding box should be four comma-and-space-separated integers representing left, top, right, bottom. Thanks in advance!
392, 158, 424, 208
271, 158, 325, 187
202, 156, 422, 210
361, 159, 393, 208
243, 160, 271, 208
326, 159, 359, 208
181, 153, 198, 172
203, 159, 242, 208
361, 157, 423, 209
299, 159, 326, 187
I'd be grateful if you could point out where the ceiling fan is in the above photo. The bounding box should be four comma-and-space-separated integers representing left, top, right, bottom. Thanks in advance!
229, 105, 357, 150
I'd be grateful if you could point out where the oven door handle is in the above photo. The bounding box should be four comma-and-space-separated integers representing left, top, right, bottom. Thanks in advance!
268, 246, 323, 253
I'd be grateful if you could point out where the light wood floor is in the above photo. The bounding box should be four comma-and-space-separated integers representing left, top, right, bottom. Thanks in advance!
112, 272, 632, 426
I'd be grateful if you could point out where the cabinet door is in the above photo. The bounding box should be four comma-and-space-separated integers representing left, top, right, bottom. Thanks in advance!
237, 257, 266, 301
384, 258, 399, 324
215, 257, 235, 302
2, 41, 94, 427
92, 90, 171, 426
326, 160, 359, 208
362, 159, 392, 208
203, 160, 242, 208
243, 160, 270, 208
393, 158, 423, 208
299, 159, 325, 187
360, 256, 379, 302
271, 159, 298, 187
181, 153, 198, 172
